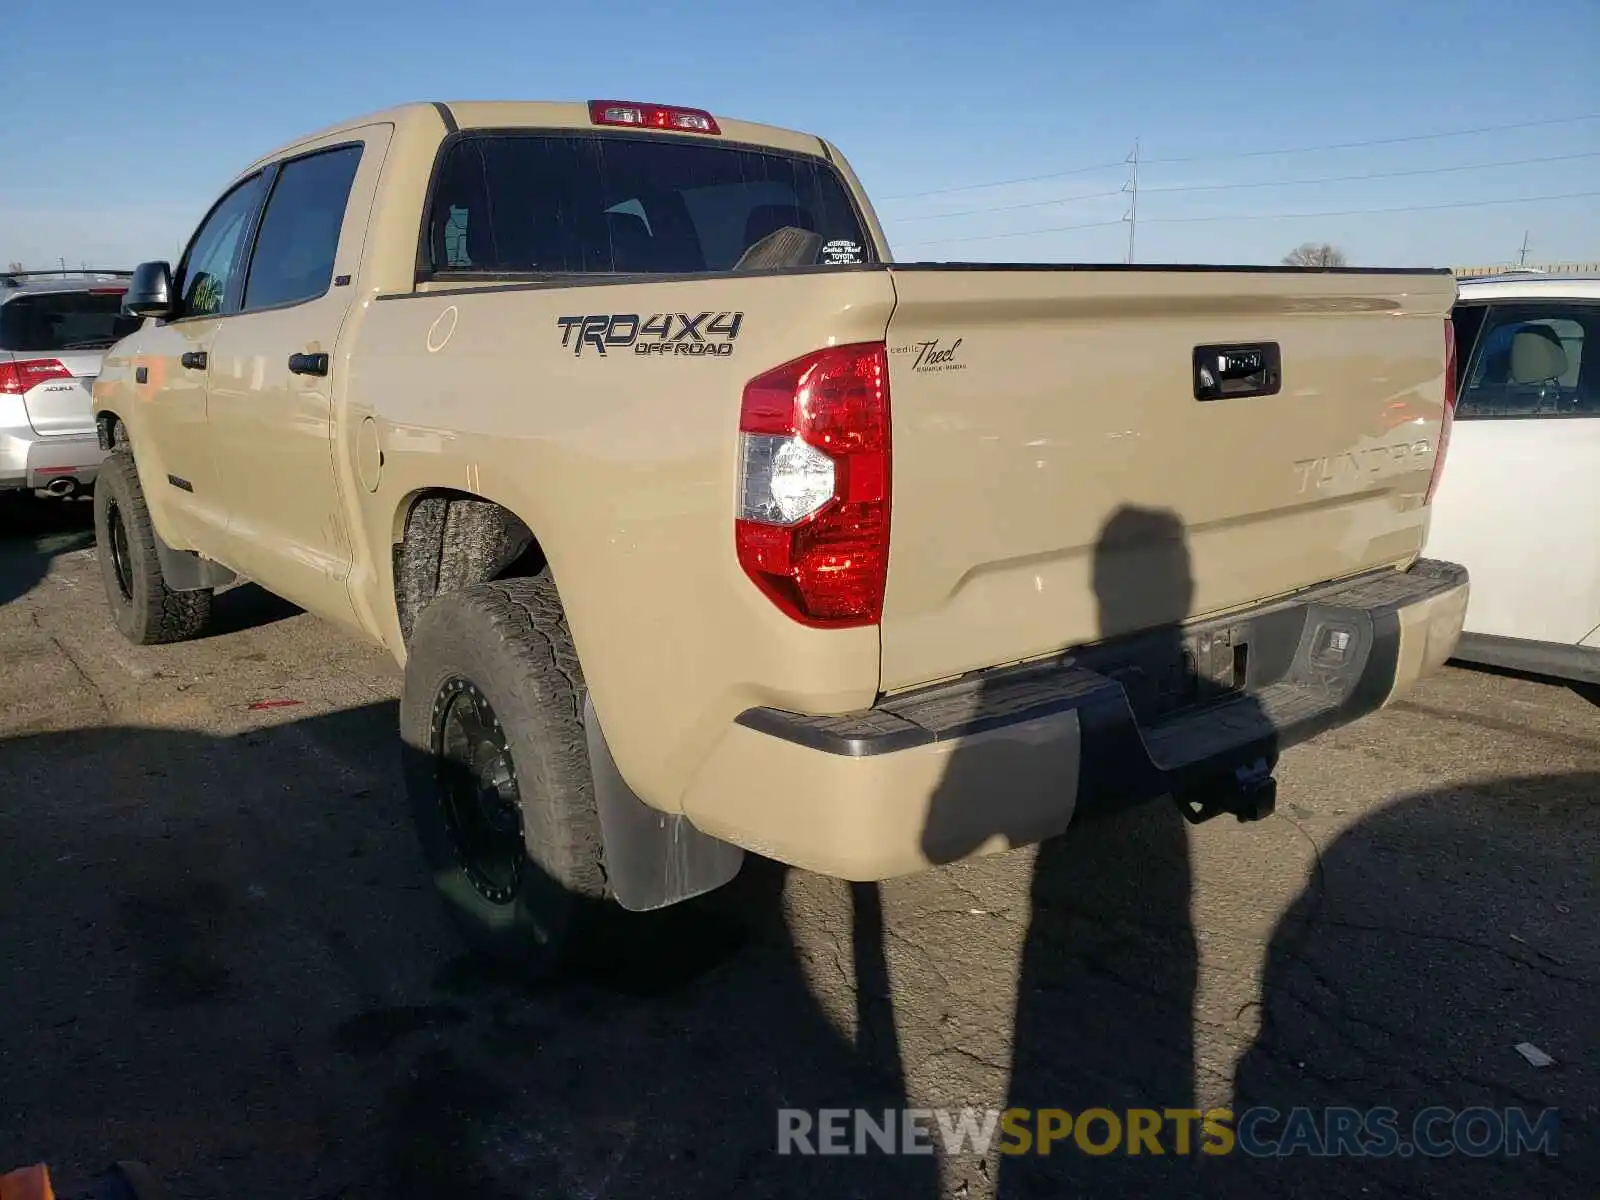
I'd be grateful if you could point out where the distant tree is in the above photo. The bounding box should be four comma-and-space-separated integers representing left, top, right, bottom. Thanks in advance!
1282, 242, 1349, 268
5, 261, 22, 274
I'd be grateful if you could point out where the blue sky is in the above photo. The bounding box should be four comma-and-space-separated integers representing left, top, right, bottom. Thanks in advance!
2, 0, 1595, 269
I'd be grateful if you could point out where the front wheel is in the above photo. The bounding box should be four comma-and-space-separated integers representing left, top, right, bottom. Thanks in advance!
92, 451, 211, 645
399, 575, 609, 977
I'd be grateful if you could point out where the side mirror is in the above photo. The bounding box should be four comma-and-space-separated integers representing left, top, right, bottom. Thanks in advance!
123, 261, 176, 319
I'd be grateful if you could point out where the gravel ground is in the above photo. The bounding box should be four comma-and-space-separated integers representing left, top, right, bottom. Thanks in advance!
1, 493, 1594, 1199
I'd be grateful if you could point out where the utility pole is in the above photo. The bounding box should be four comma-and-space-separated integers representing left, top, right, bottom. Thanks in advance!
1123, 138, 1140, 264
58, 256, 67, 277
1517, 230, 1530, 268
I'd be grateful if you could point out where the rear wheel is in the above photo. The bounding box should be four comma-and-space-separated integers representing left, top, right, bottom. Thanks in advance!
400, 575, 608, 977
93, 451, 211, 645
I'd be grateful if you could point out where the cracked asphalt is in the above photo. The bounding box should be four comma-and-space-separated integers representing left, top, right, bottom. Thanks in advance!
0, 492, 1595, 1199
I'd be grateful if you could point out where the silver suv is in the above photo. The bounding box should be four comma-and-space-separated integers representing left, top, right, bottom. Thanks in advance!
1, 270, 139, 496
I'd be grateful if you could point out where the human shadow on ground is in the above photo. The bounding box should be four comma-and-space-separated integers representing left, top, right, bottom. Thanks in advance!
920, 504, 1276, 1194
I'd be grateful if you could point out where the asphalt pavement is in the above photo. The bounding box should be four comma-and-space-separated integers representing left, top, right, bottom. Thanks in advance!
0, 492, 1594, 1199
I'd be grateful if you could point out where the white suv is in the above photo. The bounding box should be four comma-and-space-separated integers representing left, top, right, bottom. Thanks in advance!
1427, 272, 1600, 685
0, 270, 138, 497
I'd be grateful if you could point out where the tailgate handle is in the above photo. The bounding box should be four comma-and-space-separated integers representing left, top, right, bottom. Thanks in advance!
1193, 343, 1281, 401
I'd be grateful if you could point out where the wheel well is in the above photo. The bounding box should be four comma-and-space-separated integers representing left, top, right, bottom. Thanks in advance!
96, 412, 127, 452
393, 490, 545, 643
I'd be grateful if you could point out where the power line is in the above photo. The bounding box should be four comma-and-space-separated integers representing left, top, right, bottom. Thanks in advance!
1141, 188, 1600, 225
877, 160, 1127, 202
1141, 112, 1600, 165
898, 218, 1127, 249
895, 189, 1600, 249
889, 149, 1600, 228
891, 188, 1123, 223
1141, 149, 1600, 195
878, 112, 1599, 205
889, 151, 1600, 227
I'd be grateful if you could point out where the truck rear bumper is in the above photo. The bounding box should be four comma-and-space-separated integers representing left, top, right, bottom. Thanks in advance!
681, 559, 1468, 881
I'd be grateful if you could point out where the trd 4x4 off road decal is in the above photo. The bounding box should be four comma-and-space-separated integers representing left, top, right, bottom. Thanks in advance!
557, 312, 744, 358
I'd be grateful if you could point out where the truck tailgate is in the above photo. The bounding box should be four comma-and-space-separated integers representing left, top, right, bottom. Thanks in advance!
879, 265, 1457, 692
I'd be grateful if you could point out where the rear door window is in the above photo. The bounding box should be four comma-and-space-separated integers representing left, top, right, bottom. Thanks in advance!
423, 134, 872, 275
1459, 303, 1595, 418
243, 145, 364, 310
0, 291, 141, 352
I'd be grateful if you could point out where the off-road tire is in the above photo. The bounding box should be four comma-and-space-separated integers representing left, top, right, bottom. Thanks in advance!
400, 575, 608, 976
93, 451, 212, 645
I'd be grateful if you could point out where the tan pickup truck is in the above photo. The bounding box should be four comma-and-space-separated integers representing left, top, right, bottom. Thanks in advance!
91, 99, 1469, 973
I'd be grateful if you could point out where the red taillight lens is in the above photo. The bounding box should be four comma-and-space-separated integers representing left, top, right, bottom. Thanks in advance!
0, 358, 70, 395
1425, 319, 1457, 505
735, 343, 890, 627
588, 100, 720, 135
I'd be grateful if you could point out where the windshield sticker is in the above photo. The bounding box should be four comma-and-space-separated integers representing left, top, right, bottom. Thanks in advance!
820, 239, 864, 265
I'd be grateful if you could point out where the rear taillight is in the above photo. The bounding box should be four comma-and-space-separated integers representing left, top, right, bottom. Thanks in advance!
1425, 320, 1457, 505
0, 358, 70, 395
736, 343, 890, 627
588, 100, 721, 134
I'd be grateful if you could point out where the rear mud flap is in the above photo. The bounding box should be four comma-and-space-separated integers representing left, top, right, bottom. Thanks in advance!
584, 697, 744, 912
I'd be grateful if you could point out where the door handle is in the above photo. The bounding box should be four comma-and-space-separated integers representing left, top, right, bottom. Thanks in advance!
288, 352, 329, 377
180, 351, 207, 371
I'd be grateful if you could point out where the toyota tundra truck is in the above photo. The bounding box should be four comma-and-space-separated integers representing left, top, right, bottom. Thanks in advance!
89, 100, 1468, 974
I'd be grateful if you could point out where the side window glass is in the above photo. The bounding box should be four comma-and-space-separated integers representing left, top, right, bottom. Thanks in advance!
1459, 306, 1591, 418
179, 174, 266, 317
243, 145, 363, 310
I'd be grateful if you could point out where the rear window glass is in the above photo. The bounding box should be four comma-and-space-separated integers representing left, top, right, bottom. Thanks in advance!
0, 291, 141, 352
423, 134, 873, 275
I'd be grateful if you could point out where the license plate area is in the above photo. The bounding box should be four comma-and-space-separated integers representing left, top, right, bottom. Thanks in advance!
1097, 624, 1250, 725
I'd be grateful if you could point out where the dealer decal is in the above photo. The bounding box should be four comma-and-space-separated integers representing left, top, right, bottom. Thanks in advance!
557, 311, 744, 357
820, 239, 864, 265
891, 336, 967, 373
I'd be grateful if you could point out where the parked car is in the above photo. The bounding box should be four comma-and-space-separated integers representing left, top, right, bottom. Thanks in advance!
1427, 272, 1600, 684
89, 100, 1467, 976
0, 270, 137, 497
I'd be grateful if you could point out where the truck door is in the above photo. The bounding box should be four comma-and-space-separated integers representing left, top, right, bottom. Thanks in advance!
132, 172, 268, 548
203, 129, 386, 625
